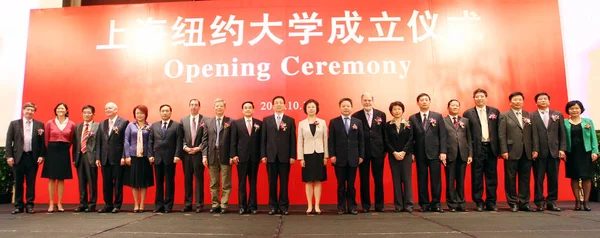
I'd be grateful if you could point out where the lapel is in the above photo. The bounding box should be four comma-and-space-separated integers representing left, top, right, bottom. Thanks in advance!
77, 123, 83, 141
424, 113, 432, 133
246, 118, 254, 137
534, 111, 547, 131
108, 117, 119, 139
182, 116, 191, 137
471, 108, 482, 129
445, 116, 456, 131
416, 113, 424, 132
163, 120, 174, 139
359, 110, 371, 128
507, 111, 522, 130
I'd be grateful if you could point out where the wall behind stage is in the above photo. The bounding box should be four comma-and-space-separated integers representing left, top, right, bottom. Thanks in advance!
23, 0, 569, 205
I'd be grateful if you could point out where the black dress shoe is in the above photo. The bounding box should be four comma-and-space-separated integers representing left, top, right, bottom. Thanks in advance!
449, 208, 457, 212
476, 205, 484, 212
268, 209, 276, 215
420, 208, 429, 213
85, 205, 96, 213
98, 207, 112, 213
153, 207, 164, 213
182, 207, 192, 212
337, 210, 345, 215
362, 208, 371, 213
196, 208, 203, 213
26, 207, 35, 214
536, 206, 545, 212
249, 209, 257, 214
519, 206, 536, 212
220, 208, 227, 214
547, 204, 561, 212
394, 208, 403, 213
510, 205, 518, 212
281, 210, 289, 215
164, 209, 171, 213
350, 209, 358, 215
486, 206, 498, 212
209, 207, 221, 214
74, 206, 86, 212
375, 208, 386, 212
11, 208, 24, 214
432, 207, 444, 213
239, 209, 246, 215
405, 208, 413, 213
111, 208, 120, 213
456, 207, 468, 212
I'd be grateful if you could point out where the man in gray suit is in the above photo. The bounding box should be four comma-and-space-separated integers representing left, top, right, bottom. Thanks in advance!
5, 102, 46, 214
72, 105, 100, 213
201, 98, 232, 214
444, 99, 472, 212
531, 93, 566, 211
181, 99, 206, 213
499, 92, 539, 212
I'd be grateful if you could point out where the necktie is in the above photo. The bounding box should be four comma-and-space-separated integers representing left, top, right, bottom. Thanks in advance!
516, 111, 523, 128
24, 120, 32, 152
191, 117, 197, 145
276, 115, 281, 131
453, 117, 459, 129
479, 109, 489, 141
108, 119, 113, 135
162, 121, 167, 137
541, 111, 549, 128
247, 119, 252, 135
422, 114, 428, 130
344, 117, 350, 134
367, 112, 372, 127
81, 123, 89, 153
216, 118, 222, 146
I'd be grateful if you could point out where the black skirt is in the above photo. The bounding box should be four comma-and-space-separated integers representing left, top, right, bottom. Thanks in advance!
566, 124, 593, 180
302, 153, 327, 182
124, 156, 154, 188
42, 142, 73, 179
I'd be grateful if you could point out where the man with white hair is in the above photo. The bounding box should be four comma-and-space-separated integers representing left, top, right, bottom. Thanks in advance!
96, 102, 129, 213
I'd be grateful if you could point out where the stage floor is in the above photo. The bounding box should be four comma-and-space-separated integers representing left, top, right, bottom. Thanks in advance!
0, 202, 598, 237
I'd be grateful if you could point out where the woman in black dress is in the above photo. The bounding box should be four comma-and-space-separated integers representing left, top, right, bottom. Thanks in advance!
124, 105, 154, 212
297, 99, 328, 215
384, 101, 414, 213
564, 100, 598, 211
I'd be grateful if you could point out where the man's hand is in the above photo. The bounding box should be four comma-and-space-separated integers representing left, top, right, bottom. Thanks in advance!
440, 153, 447, 166
202, 157, 208, 166
184, 147, 192, 154
330, 156, 337, 164
6, 157, 14, 167
37, 157, 44, 165
393, 152, 402, 161
290, 158, 296, 165
559, 151, 566, 160
501, 153, 509, 160
174, 157, 181, 164
467, 156, 473, 165
359, 158, 364, 164
149, 157, 155, 164
412, 154, 415, 162
261, 157, 267, 164
532, 152, 538, 160
96, 159, 101, 167
300, 160, 306, 167
232, 156, 239, 164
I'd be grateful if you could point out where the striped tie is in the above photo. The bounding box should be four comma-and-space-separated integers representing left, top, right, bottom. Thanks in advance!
81, 123, 89, 153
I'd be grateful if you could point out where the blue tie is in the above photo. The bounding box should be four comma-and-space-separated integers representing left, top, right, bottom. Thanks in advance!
344, 117, 350, 134
162, 122, 167, 137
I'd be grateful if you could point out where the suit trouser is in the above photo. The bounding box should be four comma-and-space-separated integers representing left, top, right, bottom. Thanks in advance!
182, 155, 205, 208
209, 150, 232, 209
267, 159, 290, 211
416, 158, 442, 209
154, 162, 176, 210
102, 163, 124, 208
533, 154, 560, 205
335, 164, 358, 211
446, 151, 467, 209
389, 155, 413, 210
359, 156, 385, 210
471, 142, 498, 207
13, 152, 37, 209
504, 151, 532, 207
237, 161, 259, 210
76, 155, 98, 207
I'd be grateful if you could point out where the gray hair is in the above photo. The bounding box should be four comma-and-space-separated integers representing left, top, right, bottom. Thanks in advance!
213, 98, 226, 106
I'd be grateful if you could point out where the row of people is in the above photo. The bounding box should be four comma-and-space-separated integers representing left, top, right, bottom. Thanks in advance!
5, 89, 597, 215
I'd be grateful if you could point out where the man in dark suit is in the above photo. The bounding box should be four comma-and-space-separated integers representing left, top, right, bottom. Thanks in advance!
180, 99, 206, 213
72, 105, 100, 213
352, 93, 386, 212
409, 93, 447, 213
149, 104, 183, 213
5, 102, 45, 214
230, 101, 262, 215
329, 98, 365, 215
96, 102, 129, 213
444, 100, 473, 212
261, 96, 297, 215
531, 93, 566, 211
201, 98, 232, 214
462, 88, 501, 211
499, 92, 539, 212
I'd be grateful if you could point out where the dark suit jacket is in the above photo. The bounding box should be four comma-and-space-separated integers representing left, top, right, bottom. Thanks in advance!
531, 110, 567, 159
328, 116, 365, 167
352, 109, 386, 159
200, 116, 232, 165
72, 121, 100, 167
5, 119, 46, 163
96, 117, 129, 165
384, 120, 413, 156
443, 116, 473, 162
181, 114, 206, 160
149, 120, 183, 165
499, 110, 539, 160
230, 118, 262, 163
409, 111, 448, 160
260, 114, 297, 163
463, 106, 501, 157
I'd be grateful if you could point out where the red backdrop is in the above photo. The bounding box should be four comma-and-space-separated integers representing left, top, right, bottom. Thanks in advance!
23, 0, 568, 205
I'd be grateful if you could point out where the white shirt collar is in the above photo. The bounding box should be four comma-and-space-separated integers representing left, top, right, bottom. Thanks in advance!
476, 106, 486, 112
342, 115, 351, 120
244, 116, 253, 121
274, 113, 284, 118
421, 111, 430, 116
162, 119, 171, 125
512, 109, 522, 115
538, 108, 549, 114
55, 117, 69, 126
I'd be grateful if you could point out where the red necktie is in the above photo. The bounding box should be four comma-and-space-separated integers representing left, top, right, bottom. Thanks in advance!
453, 117, 459, 129
81, 123, 89, 153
